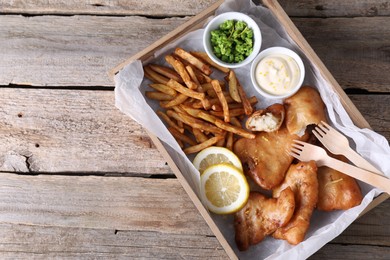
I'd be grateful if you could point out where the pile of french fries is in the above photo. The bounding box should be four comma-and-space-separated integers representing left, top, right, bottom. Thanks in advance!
144, 47, 257, 154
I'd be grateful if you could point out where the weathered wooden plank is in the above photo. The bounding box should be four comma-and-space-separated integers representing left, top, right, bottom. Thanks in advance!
1, 223, 389, 260
349, 95, 390, 137
1, 15, 390, 92
0, 173, 211, 234
279, 0, 390, 18
0, 0, 219, 16
0, 223, 227, 259
0, 88, 170, 174
311, 244, 390, 259
0, 172, 389, 258
0, 172, 227, 258
1, 88, 389, 174
292, 17, 390, 93
332, 197, 390, 246
0, 15, 188, 87
1, 0, 389, 18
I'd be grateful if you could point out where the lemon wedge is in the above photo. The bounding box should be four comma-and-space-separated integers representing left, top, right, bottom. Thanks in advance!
201, 163, 249, 214
193, 146, 243, 175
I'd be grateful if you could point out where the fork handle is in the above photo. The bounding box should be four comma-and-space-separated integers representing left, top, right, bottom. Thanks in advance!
324, 156, 390, 194
344, 147, 383, 175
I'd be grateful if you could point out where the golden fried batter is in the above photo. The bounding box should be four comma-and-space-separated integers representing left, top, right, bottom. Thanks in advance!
317, 155, 363, 211
284, 86, 327, 136
273, 161, 318, 245
234, 188, 295, 251
233, 125, 308, 190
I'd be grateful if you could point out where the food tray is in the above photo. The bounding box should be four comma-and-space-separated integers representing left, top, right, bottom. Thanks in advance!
110, 0, 389, 259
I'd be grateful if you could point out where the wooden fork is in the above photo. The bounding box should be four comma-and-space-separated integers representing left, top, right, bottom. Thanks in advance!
290, 140, 390, 194
313, 121, 382, 175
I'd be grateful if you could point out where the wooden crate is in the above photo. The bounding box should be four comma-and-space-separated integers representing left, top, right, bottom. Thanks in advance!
110, 0, 389, 258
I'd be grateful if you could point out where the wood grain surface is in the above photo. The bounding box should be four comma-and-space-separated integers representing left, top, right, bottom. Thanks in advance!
0, 0, 389, 259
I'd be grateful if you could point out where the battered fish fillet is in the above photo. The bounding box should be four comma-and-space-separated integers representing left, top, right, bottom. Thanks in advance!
273, 161, 318, 245
234, 188, 295, 251
284, 86, 327, 136
317, 155, 363, 211
233, 125, 308, 190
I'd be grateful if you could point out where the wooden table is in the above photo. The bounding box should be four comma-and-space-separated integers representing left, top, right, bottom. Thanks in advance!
1, 0, 389, 259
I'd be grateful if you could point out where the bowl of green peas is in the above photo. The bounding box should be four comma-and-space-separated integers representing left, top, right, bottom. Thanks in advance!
203, 12, 262, 68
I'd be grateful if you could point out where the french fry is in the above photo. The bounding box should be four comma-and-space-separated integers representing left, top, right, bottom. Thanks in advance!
166, 110, 223, 135
167, 79, 205, 101
183, 135, 224, 154
174, 54, 207, 83
210, 108, 246, 118
149, 64, 183, 83
145, 91, 174, 101
237, 81, 253, 115
157, 110, 184, 134
201, 83, 214, 92
174, 48, 212, 75
227, 70, 242, 103
185, 65, 211, 110
192, 128, 209, 143
216, 132, 227, 147
168, 127, 197, 146
165, 55, 197, 90
144, 66, 169, 84
211, 104, 222, 111
177, 139, 184, 149
179, 105, 254, 139
186, 65, 201, 86
229, 116, 242, 127
171, 104, 187, 115
206, 89, 230, 99
160, 93, 188, 108
177, 120, 184, 128
215, 120, 255, 139
149, 83, 177, 96
225, 132, 234, 150
211, 80, 230, 123
191, 92, 240, 109
228, 102, 247, 110
191, 51, 230, 73
179, 105, 217, 124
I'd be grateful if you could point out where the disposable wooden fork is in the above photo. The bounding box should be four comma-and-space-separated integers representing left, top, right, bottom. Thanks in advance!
290, 140, 390, 194
313, 121, 383, 175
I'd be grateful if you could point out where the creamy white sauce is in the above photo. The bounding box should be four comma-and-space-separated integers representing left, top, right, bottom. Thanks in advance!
255, 54, 300, 95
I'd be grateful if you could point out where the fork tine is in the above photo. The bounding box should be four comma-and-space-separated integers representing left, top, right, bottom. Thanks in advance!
312, 127, 324, 138
288, 151, 299, 158
315, 122, 328, 134
290, 146, 303, 154
319, 121, 333, 132
319, 121, 331, 129
292, 139, 306, 145
312, 128, 324, 140
291, 143, 303, 150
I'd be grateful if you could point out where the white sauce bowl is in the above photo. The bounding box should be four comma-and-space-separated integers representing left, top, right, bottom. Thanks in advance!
250, 47, 305, 99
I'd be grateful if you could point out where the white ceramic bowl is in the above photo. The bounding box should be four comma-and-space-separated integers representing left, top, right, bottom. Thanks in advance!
203, 12, 262, 69
250, 46, 305, 99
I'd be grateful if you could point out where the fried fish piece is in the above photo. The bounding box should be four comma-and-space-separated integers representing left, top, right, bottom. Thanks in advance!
317, 155, 363, 211
245, 103, 285, 132
234, 188, 295, 251
284, 86, 327, 136
273, 161, 318, 245
233, 125, 308, 190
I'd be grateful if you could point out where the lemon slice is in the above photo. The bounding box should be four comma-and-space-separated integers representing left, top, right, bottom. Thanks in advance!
193, 146, 243, 175
201, 163, 249, 214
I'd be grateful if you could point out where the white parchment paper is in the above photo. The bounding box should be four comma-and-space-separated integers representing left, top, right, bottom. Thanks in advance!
114, 0, 390, 259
